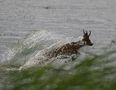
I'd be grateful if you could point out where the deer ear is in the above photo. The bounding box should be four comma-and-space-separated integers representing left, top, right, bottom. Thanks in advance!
83, 29, 85, 34
86, 31, 88, 34
89, 31, 91, 36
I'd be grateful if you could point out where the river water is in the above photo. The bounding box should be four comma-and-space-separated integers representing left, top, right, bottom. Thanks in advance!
0, 0, 116, 89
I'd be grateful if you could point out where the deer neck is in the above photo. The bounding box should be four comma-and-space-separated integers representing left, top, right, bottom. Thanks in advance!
77, 40, 85, 47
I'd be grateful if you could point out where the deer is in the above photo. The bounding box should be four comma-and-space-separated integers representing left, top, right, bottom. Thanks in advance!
45, 30, 93, 59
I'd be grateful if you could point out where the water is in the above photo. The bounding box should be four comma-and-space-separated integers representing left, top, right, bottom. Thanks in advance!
0, 0, 116, 90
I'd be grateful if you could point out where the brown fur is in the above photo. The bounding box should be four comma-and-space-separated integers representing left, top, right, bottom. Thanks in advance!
46, 30, 93, 58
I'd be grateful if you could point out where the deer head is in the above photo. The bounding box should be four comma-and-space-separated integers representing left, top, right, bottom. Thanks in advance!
82, 29, 93, 46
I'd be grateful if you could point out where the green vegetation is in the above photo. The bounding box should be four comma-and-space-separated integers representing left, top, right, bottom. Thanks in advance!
3, 50, 116, 90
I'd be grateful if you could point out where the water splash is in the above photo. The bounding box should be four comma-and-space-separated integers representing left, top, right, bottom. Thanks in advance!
1, 30, 81, 68
1, 30, 115, 70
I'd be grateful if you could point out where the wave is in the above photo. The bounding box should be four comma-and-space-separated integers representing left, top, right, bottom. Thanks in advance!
0, 30, 84, 69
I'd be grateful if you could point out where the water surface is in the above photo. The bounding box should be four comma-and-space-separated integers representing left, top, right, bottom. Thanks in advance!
0, 0, 116, 89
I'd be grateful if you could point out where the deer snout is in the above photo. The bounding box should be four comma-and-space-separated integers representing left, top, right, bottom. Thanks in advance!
89, 43, 93, 46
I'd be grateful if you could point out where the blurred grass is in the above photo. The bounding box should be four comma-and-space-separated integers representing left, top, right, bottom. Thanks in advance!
3, 51, 116, 90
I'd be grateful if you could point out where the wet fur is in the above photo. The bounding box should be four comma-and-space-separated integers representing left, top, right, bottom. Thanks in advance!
45, 30, 93, 58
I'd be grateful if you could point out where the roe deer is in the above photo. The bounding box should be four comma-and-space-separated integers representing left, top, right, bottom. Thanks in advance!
46, 30, 93, 58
